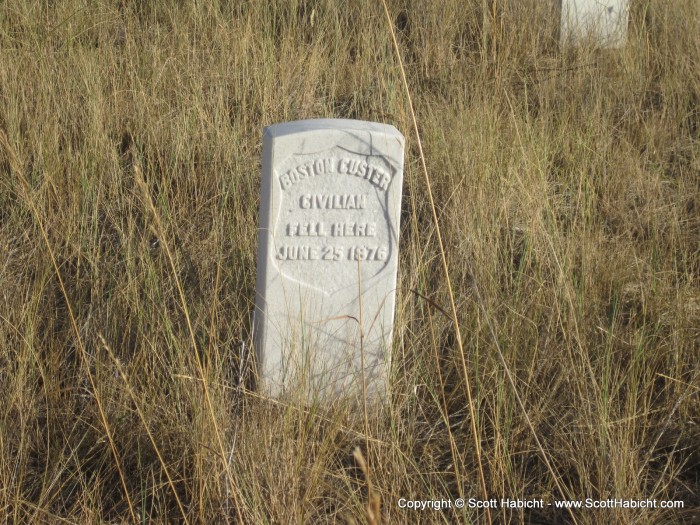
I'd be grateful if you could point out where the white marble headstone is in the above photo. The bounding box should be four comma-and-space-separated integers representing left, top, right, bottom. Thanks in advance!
561, 0, 629, 48
253, 119, 405, 400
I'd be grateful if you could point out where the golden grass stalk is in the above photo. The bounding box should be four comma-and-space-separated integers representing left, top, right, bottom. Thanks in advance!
379, 3, 491, 522
98, 334, 190, 525
352, 447, 381, 525
131, 152, 246, 523
0, 130, 139, 524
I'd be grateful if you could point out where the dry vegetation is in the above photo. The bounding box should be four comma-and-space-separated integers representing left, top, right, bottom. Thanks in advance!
0, 0, 698, 523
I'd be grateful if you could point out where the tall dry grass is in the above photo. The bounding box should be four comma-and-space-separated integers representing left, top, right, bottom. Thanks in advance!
0, 0, 698, 523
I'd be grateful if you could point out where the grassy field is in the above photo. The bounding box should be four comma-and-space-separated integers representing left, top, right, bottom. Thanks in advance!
0, 0, 698, 523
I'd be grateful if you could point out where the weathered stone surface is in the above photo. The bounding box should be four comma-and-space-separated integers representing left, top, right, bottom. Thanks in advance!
561, 0, 629, 47
253, 119, 405, 400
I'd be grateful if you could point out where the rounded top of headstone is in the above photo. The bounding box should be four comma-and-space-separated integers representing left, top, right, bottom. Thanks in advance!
265, 119, 403, 142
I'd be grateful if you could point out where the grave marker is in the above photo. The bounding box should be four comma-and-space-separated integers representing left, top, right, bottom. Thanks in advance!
253, 119, 405, 400
560, 0, 629, 48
